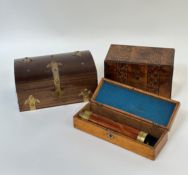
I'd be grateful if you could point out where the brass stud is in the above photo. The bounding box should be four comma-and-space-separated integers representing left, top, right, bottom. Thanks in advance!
22, 57, 32, 63
73, 51, 82, 57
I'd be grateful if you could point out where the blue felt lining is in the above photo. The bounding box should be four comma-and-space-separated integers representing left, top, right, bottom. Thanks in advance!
95, 81, 176, 126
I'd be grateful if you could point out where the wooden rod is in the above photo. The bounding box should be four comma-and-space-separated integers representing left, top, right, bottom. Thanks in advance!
79, 110, 158, 146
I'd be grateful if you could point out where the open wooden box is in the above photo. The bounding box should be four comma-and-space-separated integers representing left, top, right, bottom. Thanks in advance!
73, 78, 180, 160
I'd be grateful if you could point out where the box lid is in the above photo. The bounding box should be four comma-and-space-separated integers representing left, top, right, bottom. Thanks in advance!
91, 78, 180, 130
105, 44, 175, 66
15, 50, 96, 82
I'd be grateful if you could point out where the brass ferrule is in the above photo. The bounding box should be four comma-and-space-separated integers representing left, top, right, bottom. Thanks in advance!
136, 131, 148, 143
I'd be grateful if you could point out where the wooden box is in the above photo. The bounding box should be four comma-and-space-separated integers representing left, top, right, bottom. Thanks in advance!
104, 44, 175, 98
73, 78, 180, 160
14, 51, 98, 111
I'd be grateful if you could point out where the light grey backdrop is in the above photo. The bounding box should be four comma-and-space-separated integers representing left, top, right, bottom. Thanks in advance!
0, 0, 187, 175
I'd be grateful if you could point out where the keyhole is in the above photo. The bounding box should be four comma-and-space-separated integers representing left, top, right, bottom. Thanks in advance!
107, 132, 114, 139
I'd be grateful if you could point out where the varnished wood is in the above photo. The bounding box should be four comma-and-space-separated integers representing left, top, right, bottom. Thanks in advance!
14, 51, 98, 111
81, 111, 141, 140
104, 44, 175, 98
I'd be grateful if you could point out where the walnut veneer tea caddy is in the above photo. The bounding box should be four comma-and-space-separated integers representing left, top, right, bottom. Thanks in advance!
105, 44, 175, 98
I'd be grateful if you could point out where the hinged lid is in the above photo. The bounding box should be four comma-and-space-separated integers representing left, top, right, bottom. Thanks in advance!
105, 44, 175, 66
15, 51, 96, 83
91, 78, 180, 130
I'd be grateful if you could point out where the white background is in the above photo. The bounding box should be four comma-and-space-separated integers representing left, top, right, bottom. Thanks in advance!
0, 0, 188, 175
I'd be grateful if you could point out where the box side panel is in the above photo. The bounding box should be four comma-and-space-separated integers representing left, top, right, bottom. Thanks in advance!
154, 131, 168, 157
74, 117, 155, 160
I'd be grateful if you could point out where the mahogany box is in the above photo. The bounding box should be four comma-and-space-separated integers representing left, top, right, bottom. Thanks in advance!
73, 78, 180, 160
14, 51, 98, 111
104, 44, 175, 98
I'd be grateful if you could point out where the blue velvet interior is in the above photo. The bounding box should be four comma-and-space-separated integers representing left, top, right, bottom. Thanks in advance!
95, 81, 176, 126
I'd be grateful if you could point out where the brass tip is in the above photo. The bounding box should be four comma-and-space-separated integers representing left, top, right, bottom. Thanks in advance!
78, 110, 92, 120
136, 131, 148, 143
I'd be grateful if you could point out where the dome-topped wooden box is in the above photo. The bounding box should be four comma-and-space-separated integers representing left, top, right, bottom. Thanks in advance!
14, 51, 98, 111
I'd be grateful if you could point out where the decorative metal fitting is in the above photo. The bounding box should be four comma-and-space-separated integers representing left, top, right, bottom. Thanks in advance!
47, 60, 63, 98
78, 110, 92, 120
24, 95, 40, 110
79, 88, 91, 102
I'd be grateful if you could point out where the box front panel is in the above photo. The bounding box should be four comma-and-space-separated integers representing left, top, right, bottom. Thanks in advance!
105, 61, 173, 98
74, 116, 155, 160
17, 73, 97, 111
